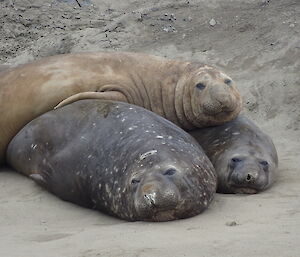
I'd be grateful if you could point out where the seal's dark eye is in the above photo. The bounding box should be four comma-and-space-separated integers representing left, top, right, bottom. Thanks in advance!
231, 157, 242, 163
195, 83, 206, 90
224, 79, 232, 85
131, 178, 140, 184
260, 161, 268, 166
163, 168, 176, 176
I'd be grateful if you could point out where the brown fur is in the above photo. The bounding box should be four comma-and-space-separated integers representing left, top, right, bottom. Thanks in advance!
0, 52, 242, 164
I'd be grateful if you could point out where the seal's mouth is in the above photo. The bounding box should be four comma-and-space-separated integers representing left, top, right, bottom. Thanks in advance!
148, 210, 177, 222
202, 108, 236, 124
228, 181, 268, 194
231, 187, 259, 194
201, 100, 237, 117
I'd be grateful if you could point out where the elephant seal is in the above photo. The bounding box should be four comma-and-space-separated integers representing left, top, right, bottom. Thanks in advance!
0, 51, 242, 165
7, 100, 217, 221
189, 116, 278, 194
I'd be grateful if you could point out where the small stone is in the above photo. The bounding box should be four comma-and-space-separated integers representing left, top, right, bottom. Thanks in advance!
226, 221, 238, 226
137, 14, 143, 22
187, 16, 192, 22
209, 18, 216, 26
289, 23, 295, 28
162, 25, 177, 33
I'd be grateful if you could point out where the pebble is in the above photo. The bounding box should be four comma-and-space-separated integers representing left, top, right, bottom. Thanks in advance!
163, 24, 177, 33
226, 221, 238, 226
209, 18, 216, 26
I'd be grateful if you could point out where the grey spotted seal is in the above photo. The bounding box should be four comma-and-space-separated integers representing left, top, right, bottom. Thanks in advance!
189, 116, 278, 194
7, 100, 217, 221
0, 51, 242, 165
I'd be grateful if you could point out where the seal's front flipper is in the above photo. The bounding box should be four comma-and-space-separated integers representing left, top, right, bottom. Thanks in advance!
30, 174, 47, 187
54, 91, 128, 109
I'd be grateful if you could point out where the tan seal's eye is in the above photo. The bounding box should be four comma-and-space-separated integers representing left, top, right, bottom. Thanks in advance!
195, 83, 206, 90
224, 79, 232, 85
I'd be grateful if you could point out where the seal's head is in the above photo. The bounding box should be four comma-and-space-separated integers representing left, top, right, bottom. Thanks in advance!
97, 138, 217, 222
127, 148, 216, 221
216, 143, 278, 194
175, 63, 242, 129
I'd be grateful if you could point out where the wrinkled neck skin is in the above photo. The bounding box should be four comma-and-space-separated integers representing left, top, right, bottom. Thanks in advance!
96, 54, 190, 130
132, 59, 191, 130
173, 62, 212, 130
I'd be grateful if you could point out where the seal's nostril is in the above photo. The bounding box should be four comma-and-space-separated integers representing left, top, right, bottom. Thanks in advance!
246, 173, 255, 182
246, 174, 251, 181
144, 194, 156, 207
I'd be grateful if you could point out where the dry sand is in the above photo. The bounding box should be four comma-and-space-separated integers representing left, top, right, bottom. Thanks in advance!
0, 0, 299, 256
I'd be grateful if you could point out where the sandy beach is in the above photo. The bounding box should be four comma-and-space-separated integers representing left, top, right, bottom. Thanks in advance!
0, 0, 299, 256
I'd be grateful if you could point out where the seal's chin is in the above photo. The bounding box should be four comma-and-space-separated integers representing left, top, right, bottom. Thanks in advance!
200, 108, 236, 126
135, 197, 180, 221
231, 187, 259, 194
142, 210, 177, 222
227, 177, 268, 194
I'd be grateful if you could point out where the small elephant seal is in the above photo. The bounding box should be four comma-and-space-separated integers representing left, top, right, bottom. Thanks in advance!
189, 116, 278, 194
0, 51, 242, 165
7, 100, 217, 221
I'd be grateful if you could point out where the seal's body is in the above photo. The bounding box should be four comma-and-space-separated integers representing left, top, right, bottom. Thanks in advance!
0, 52, 242, 164
189, 116, 278, 194
7, 100, 217, 221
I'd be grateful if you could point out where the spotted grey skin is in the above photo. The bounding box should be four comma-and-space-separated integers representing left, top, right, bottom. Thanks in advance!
7, 100, 216, 221
189, 116, 278, 194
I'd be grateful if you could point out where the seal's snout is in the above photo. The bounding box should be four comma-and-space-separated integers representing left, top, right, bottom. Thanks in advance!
200, 79, 240, 117
228, 157, 269, 193
134, 170, 182, 221
140, 179, 179, 210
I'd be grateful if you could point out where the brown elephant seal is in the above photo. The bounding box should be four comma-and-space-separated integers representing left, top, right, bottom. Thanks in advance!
7, 100, 217, 221
189, 116, 278, 194
0, 51, 242, 165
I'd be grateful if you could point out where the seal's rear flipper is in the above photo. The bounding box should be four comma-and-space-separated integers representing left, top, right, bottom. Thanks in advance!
30, 174, 46, 187
54, 90, 128, 109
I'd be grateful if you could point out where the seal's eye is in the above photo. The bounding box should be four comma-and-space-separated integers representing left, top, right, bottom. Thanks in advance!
231, 157, 242, 163
260, 161, 268, 166
163, 168, 176, 176
195, 83, 206, 90
224, 79, 232, 85
131, 178, 140, 184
